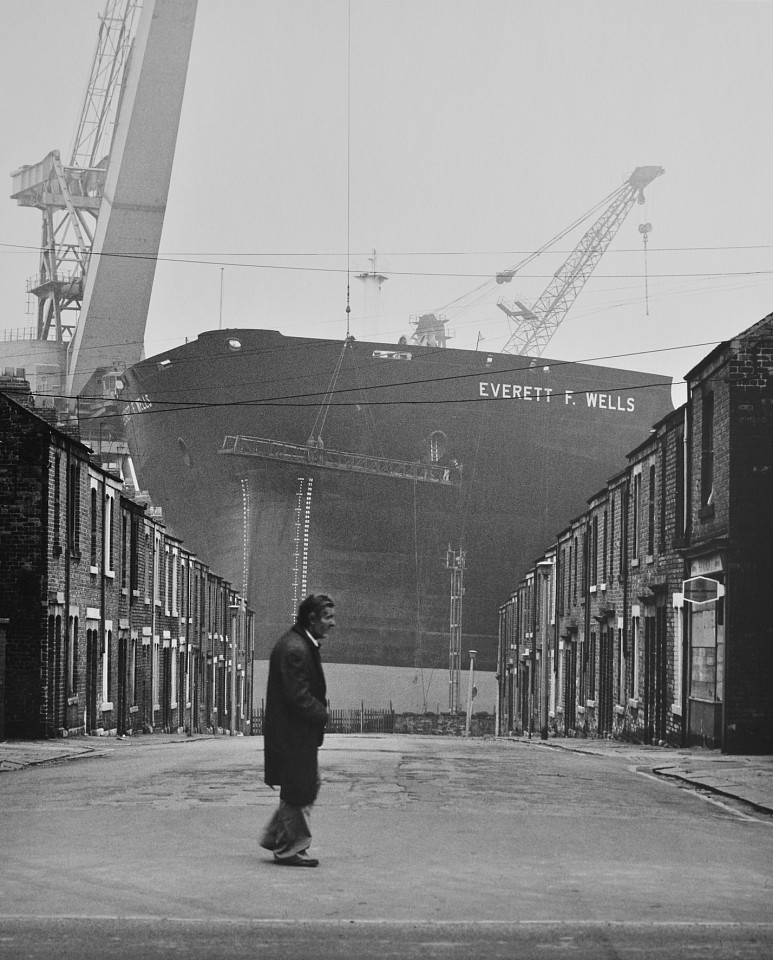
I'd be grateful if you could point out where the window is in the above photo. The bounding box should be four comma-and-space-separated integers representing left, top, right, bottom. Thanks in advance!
66, 615, 77, 696
172, 549, 179, 616
647, 463, 656, 556
165, 547, 170, 615
171, 643, 178, 709
631, 472, 641, 559
130, 636, 137, 705
152, 637, 160, 709
602, 510, 608, 583
558, 548, 565, 616
68, 462, 81, 552
675, 424, 685, 538
153, 532, 161, 606
672, 594, 684, 714
102, 627, 111, 703
630, 616, 640, 698
104, 492, 114, 574
573, 536, 578, 602
121, 514, 127, 590
659, 443, 667, 552
53, 454, 61, 548
591, 516, 598, 587
609, 495, 616, 579
689, 593, 724, 702
130, 517, 139, 594
701, 391, 715, 508
90, 486, 98, 567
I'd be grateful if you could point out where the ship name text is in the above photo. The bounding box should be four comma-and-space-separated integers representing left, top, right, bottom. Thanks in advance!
479, 382, 635, 412
125, 393, 152, 416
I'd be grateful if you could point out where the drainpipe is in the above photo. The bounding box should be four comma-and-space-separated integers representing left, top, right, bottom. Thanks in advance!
721, 567, 729, 754
536, 560, 554, 740
464, 650, 477, 737
64, 445, 72, 733
495, 606, 503, 736
530, 574, 537, 737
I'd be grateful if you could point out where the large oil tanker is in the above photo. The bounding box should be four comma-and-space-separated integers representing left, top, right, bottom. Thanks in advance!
122, 322, 673, 706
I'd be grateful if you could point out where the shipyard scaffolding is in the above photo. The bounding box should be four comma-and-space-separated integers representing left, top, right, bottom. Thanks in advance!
219, 435, 462, 486
446, 546, 466, 714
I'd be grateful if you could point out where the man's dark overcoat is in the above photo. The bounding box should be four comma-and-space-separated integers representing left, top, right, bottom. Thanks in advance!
264, 624, 329, 806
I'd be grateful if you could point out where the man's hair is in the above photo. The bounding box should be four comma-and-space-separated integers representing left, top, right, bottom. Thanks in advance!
297, 594, 334, 628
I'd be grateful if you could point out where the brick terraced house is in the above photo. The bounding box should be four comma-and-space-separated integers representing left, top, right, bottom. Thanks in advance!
498, 313, 773, 754
0, 380, 253, 740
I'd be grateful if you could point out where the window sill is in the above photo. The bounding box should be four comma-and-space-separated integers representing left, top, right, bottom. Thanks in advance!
614, 704, 626, 715
129, 705, 139, 714
671, 704, 682, 716
628, 698, 639, 709
586, 699, 596, 709
100, 702, 113, 713
630, 559, 640, 569
67, 695, 79, 706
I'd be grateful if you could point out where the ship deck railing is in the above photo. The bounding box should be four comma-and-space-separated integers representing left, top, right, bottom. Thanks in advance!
219, 435, 462, 486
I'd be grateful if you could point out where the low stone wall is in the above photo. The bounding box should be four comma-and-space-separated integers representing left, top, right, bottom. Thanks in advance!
393, 712, 495, 737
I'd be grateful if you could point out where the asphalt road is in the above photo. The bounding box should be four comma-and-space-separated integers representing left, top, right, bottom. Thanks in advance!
1, 734, 772, 958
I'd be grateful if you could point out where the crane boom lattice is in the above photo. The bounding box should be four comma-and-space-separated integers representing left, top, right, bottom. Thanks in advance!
497, 165, 664, 357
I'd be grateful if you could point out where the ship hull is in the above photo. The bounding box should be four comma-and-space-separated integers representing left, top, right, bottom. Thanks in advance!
122, 329, 673, 688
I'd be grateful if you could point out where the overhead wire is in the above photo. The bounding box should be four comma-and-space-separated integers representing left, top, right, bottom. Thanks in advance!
2, 239, 772, 281
25, 337, 731, 417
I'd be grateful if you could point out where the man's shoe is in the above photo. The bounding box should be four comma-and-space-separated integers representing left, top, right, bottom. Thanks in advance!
274, 852, 319, 867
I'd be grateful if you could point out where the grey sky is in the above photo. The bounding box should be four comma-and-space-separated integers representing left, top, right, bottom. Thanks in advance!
2, 0, 772, 404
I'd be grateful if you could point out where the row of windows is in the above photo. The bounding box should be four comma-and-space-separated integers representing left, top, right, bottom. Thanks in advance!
50, 450, 239, 643
553, 422, 690, 617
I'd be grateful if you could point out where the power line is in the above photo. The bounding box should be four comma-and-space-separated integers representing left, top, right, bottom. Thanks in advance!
25, 338, 727, 417
4, 240, 773, 256
1, 240, 772, 280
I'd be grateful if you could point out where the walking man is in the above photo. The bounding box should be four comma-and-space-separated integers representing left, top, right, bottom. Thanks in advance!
260, 594, 334, 867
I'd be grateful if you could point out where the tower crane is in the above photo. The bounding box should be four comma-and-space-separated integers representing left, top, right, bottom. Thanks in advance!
9, 0, 197, 399
496, 165, 664, 356
10, 0, 142, 348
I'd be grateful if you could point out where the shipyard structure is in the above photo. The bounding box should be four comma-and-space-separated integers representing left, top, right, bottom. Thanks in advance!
1, 1, 674, 713
122, 328, 672, 710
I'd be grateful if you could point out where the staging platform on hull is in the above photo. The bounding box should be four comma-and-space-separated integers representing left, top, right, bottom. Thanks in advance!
219, 435, 463, 486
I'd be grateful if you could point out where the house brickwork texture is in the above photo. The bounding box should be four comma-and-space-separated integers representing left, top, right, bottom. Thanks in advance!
0, 382, 254, 739
498, 312, 773, 754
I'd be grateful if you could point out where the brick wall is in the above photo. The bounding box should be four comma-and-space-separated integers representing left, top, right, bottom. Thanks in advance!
1, 389, 254, 740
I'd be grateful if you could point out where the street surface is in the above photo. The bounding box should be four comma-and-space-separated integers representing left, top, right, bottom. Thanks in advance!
1, 734, 772, 958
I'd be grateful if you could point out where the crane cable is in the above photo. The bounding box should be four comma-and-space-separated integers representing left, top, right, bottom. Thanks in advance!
433, 182, 625, 318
